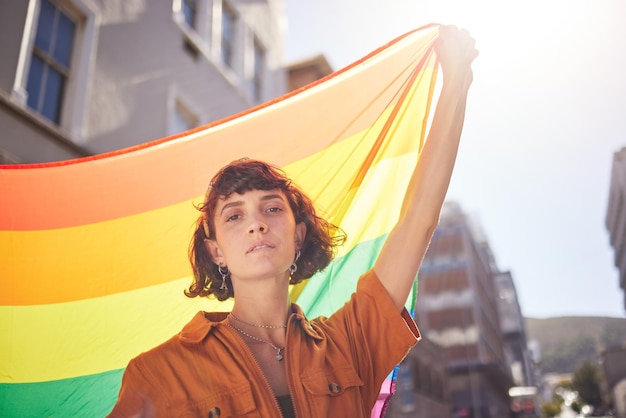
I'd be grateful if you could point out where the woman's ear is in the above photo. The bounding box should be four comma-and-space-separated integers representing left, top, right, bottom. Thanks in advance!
204, 239, 224, 265
295, 222, 307, 251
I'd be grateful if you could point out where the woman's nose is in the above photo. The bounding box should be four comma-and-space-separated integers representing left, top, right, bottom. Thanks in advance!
248, 216, 267, 233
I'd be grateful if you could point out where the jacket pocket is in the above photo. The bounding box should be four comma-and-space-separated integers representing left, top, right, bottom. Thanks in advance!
301, 366, 366, 416
176, 381, 260, 418
302, 365, 365, 396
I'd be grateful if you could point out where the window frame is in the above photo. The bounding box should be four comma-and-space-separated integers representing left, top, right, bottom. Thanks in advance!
27, 0, 76, 124
172, 0, 268, 103
220, 1, 236, 69
12, 0, 98, 144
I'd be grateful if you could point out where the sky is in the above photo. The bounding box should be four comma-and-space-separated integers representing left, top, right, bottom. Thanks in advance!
283, 0, 626, 319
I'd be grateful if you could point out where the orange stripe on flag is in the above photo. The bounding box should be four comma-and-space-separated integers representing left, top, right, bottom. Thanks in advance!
0, 26, 438, 231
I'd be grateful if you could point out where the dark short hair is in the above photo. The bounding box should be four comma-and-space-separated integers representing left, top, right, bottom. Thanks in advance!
186, 159, 346, 301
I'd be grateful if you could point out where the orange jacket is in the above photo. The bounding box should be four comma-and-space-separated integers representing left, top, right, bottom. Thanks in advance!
108, 270, 420, 417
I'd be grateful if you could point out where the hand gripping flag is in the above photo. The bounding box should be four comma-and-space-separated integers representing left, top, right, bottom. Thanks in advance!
0, 24, 440, 417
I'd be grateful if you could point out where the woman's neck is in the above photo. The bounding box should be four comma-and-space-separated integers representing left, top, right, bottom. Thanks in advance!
230, 277, 292, 326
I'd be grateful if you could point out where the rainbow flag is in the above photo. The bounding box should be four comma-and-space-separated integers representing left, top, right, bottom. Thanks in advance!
0, 24, 440, 417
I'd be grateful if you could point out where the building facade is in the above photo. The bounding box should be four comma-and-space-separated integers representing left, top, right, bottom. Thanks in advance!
605, 145, 626, 417
607, 147, 626, 312
386, 337, 451, 418
495, 271, 536, 388
415, 202, 514, 418
0, 0, 287, 164
602, 347, 626, 418
496, 271, 540, 417
287, 54, 333, 91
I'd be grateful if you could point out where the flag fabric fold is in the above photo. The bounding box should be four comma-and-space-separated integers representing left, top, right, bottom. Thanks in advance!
0, 24, 440, 417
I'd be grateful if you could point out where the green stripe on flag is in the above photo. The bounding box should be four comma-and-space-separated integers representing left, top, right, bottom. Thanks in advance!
297, 235, 387, 318
0, 369, 123, 418
297, 233, 418, 318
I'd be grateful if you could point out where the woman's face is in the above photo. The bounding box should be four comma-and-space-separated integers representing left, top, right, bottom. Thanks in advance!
206, 189, 305, 282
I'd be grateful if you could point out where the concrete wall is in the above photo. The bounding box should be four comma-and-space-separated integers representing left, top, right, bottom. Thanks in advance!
0, 0, 287, 163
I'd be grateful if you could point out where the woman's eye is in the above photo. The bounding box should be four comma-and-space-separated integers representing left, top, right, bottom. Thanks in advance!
267, 207, 282, 213
226, 214, 241, 222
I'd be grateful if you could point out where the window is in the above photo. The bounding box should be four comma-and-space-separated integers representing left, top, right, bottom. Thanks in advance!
252, 39, 265, 102
172, 0, 276, 101
221, 3, 235, 68
182, 0, 198, 29
26, 0, 76, 124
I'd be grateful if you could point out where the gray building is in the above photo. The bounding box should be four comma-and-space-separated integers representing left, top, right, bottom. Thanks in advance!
602, 347, 626, 418
495, 271, 536, 388
387, 338, 451, 418
416, 202, 514, 418
0, 0, 287, 164
607, 147, 626, 312
287, 54, 333, 91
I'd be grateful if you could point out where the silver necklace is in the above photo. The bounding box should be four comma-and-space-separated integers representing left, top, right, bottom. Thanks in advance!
229, 313, 287, 329
228, 322, 285, 361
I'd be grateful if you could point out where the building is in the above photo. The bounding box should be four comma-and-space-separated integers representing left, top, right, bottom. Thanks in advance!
602, 347, 626, 418
416, 202, 514, 418
606, 147, 626, 312
495, 271, 537, 388
0, 0, 287, 164
286, 54, 333, 91
386, 338, 451, 418
496, 271, 540, 417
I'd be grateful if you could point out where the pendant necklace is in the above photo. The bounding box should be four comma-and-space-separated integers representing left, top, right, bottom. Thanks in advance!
228, 321, 285, 361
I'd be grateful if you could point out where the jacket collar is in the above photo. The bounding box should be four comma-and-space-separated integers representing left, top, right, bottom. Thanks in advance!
179, 311, 228, 344
179, 304, 323, 344
290, 303, 324, 340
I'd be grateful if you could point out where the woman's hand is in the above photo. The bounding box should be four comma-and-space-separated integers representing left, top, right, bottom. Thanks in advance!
435, 25, 479, 92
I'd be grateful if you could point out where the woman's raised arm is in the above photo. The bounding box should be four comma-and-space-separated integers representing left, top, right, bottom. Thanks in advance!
373, 25, 478, 310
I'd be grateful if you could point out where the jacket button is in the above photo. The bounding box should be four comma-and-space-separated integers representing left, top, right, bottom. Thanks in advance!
329, 382, 341, 393
208, 407, 221, 417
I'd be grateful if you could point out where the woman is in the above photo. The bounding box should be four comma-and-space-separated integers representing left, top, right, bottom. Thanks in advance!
108, 25, 477, 418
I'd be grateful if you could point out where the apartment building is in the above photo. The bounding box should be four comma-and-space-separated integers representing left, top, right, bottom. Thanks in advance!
416, 202, 514, 418
495, 270, 537, 389
607, 147, 626, 312
387, 337, 451, 418
0, 0, 287, 164
287, 54, 333, 91
606, 147, 626, 418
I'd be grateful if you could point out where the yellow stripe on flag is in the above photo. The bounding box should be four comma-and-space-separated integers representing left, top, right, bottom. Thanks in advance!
1, 153, 417, 383
0, 279, 225, 383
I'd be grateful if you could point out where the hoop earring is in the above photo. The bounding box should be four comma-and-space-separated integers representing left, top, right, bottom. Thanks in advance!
218, 265, 229, 291
289, 250, 301, 274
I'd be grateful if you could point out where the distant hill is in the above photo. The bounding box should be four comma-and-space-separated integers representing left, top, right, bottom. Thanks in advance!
525, 316, 626, 374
